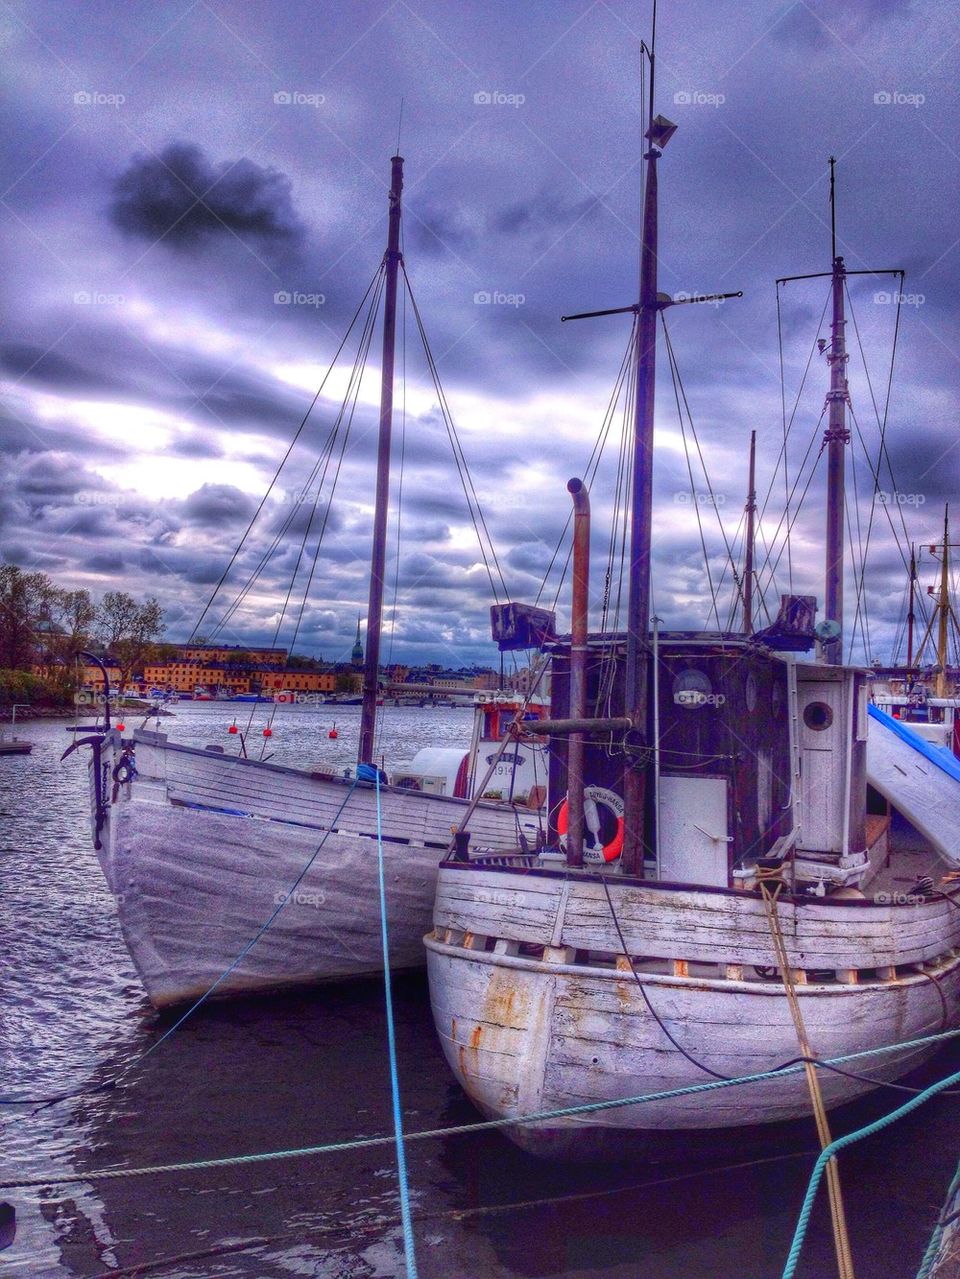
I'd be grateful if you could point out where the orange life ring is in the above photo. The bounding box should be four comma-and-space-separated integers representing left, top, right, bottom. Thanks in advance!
557, 786, 625, 862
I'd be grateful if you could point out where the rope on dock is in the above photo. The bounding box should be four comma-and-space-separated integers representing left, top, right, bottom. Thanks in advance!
4, 1026, 959, 1192
374, 771, 418, 1279
782, 1062, 960, 1279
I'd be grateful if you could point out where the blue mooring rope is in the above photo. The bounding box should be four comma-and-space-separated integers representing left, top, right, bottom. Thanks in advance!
374, 771, 418, 1279
782, 1063, 960, 1279
916, 1153, 960, 1279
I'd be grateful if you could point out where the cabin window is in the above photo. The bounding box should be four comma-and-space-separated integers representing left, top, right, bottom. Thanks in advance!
745, 672, 758, 712
803, 701, 833, 731
672, 669, 713, 709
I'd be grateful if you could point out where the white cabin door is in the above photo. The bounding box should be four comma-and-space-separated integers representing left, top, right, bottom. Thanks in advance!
797, 677, 846, 852
658, 776, 729, 886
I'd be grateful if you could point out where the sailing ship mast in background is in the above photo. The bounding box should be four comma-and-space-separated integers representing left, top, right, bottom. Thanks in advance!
358, 154, 404, 767
778, 159, 905, 665
742, 429, 757, 634
911, 505, 960, 698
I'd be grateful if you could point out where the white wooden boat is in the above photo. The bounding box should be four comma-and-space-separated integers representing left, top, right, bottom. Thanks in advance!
70, 153, 546, 1008
425, 50, 960, 1155
88, 727, 538, 1008
427, 844, 960, 1152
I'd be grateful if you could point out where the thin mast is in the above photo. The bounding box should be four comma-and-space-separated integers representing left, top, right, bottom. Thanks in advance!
906, 543, 916, 667
822, 156, 849, 665
743, 429, 757, 633
358, 154, 404, 767
621, 52, 667, 873
937, 505, 950, 698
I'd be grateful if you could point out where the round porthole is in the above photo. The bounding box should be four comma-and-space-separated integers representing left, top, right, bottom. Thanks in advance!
803, 701, 833, 731
673, 669, 713, 709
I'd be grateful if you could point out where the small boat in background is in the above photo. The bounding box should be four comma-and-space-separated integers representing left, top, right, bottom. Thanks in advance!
0, 705, 33, 756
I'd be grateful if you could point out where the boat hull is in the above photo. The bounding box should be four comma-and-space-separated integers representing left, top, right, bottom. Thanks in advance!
92, 730, 537, 1007
426, 864, 960, 1152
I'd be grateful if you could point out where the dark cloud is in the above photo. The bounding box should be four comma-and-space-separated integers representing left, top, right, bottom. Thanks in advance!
181, 483, 257, 528
109, 142, 305, 251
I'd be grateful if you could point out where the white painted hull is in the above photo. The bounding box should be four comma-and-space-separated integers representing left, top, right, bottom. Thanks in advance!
426, 864, 960, 1151
90, 730, 536, 1008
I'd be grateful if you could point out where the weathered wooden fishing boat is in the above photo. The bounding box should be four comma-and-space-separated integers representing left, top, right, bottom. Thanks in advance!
68, 154, 543, 1009
425, 46, 960, 1156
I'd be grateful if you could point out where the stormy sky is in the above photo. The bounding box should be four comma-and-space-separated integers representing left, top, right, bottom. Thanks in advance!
2, 0, 957, 668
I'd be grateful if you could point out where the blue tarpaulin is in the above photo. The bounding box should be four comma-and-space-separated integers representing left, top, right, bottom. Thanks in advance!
868, 703, 960, 784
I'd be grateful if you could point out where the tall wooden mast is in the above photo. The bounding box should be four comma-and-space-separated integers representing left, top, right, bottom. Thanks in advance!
621, 72, 673, 870
822, 157, 849, 665
358, 154, 404, 767
557, 22, 736, 873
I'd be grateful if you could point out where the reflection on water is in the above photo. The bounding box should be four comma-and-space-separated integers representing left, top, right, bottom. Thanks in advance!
2, 708, 958, 1277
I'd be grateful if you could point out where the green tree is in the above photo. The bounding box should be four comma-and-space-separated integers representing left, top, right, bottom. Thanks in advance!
0, 564, 57, 669
95, 592, 166, 692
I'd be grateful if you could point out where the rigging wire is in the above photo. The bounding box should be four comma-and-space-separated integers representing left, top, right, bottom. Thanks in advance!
661, 315, 741, 629
189, 267, 384, 644
662, 322, 721, 629
401, 262, 509, 605
206, 269, 387, 645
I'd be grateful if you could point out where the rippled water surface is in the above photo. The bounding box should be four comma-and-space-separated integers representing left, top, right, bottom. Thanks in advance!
3, 704, 959, 1278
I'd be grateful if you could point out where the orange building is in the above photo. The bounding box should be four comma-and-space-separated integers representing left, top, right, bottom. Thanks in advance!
259, 670, 335, 693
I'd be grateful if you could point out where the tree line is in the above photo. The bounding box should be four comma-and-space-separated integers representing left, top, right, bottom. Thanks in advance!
0, 563, 165, 699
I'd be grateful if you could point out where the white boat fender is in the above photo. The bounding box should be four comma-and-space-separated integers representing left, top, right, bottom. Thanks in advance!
558, 786, 624, 862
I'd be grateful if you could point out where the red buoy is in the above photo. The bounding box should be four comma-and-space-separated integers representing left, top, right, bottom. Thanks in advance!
116, 722, 125, 732
228, 723, 238, 734
328, 725, 338, 740
263, 727, 273, 737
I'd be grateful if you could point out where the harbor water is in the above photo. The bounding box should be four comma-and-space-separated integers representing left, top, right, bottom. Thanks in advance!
3, 703, 959, 1278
